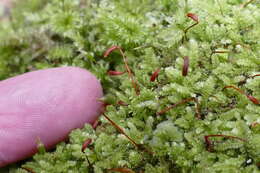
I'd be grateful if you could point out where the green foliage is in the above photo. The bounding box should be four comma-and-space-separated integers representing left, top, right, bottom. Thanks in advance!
0, 0, 259, 172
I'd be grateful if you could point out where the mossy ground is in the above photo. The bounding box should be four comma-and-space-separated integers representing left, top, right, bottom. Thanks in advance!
0, 0, 259, 172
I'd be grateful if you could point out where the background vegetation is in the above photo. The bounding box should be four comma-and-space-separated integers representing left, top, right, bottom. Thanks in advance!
0, 0, 259, 172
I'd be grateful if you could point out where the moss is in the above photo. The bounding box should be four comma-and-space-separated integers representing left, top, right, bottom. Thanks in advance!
0, 0, 259, 172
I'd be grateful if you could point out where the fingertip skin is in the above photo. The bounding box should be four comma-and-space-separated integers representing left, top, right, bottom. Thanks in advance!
0, 67, 103, 167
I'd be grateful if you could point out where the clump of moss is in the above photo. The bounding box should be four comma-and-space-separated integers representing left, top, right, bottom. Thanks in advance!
0, 0, 259, 172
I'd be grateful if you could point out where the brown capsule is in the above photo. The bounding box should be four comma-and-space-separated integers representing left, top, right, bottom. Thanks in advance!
150, 68, 160, 82
182, 56, 189, 76
117, 100, 128, 106
246, 95, 259, 105
182, 13, 199, 43
187, 13, 199, 22
107, 70, 126, 76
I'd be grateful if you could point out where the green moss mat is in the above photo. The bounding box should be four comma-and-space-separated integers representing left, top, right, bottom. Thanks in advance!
0, 0, 259, 172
